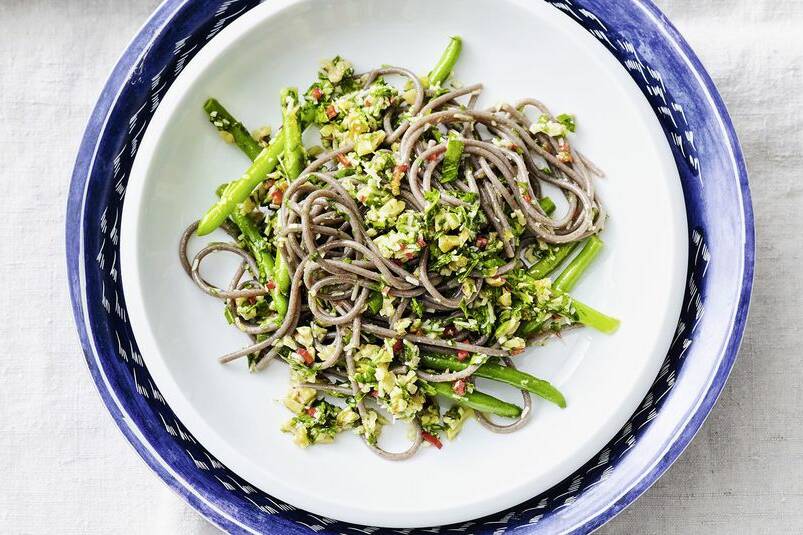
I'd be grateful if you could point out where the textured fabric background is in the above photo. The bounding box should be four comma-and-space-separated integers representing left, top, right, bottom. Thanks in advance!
0, 0, 799, 533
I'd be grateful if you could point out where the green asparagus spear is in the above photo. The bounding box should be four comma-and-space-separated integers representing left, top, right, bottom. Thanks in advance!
421, 355, 566, 408
538, 196, 556, 215
274, 249, 291, 295
426, 381, 522, 418
202, 100, 292, 315
572, 300, 619, 334
203, 98, 263, 161
225, 206, 289, 317
429, 37, 462, 87
554, 235, 603, 293
228, 210, 272, 281
197, 90, 310, 237
273, 88, 304, 302
528, 242, 580, 279
196, 138, 285, 236
279, 87, 304, 180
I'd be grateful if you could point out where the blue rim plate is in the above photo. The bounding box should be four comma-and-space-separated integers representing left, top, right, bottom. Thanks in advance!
66, 0, 753, 533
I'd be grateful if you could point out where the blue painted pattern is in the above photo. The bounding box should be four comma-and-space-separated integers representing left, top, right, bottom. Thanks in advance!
66, 0, 752, 533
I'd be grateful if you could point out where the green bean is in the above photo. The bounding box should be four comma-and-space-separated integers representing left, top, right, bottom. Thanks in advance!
203, 98, 263, 161
426, 381, 522, 418
428, 36, 462, 87
554, 235, 603, 293
196, 137, 285, 236
421, 355, 566, 408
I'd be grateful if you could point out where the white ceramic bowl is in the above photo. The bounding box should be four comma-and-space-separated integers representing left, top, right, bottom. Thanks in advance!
120, 0, 686, 526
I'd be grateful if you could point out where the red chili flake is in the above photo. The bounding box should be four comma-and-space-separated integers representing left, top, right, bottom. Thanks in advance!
417, 237, 427, 248
336, 153, 351, 167
306, 407, 317, 417
510, 347, 525, 356
426, 149, 445, 162
456, 350, 469, 361
475, 236, 488, 249
443, 324, 458, 339
394, 163, 409, 176
452, 379, 467, 396
248, 296, 257, 304
398, 243, 407, 252
392, 339, 404, 353
298, 348, 313, 366
421, 432, 443, 449
325, 105, 338, 120
266, 280, 276, 291
523, 194, 533, 203
405, 252, 416, 261
270, 188, 284, 205
310, 87, 323, 101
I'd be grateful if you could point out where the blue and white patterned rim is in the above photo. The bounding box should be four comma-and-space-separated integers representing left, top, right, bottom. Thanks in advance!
66, 0, 753, 533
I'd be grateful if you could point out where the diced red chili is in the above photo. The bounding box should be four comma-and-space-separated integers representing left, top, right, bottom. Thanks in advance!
392, 339, 404, 353
266, 280, 276, 291
510, 347, 525, 355
298, 348, 313, 365
310, 87, 323, 101
336, 153, 351, 167
475, 236, 488, 249
456, 350, 469, 361
421, 432, 443, 449
306, 407, 317, 417
426, 149, 444, 162
325, 105, 338, 120
270, 188, 284, 205
523, 194, 532, 203
370, 390, 379, 398
443, 324, 458, 339
452, 379, 467, 396
417, 237, 427, 248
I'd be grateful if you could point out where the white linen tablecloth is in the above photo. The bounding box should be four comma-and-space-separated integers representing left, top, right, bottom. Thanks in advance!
0, 0, 800, 532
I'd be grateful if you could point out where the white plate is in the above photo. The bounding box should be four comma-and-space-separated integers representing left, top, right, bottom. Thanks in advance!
121, 0, 686, 527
